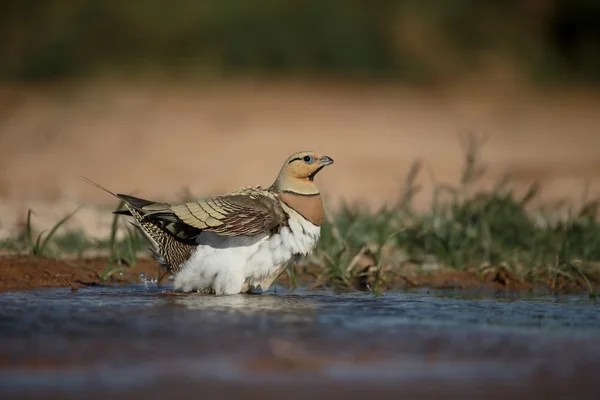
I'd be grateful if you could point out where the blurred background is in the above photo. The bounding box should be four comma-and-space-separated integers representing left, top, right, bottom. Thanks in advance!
1, 0, 600, 238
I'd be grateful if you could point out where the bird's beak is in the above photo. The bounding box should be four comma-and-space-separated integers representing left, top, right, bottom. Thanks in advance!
319, 155, 334, 166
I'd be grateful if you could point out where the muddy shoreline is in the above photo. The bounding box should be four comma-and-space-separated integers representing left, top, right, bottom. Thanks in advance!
0, 255, 597, 295
0, 255, 170, 294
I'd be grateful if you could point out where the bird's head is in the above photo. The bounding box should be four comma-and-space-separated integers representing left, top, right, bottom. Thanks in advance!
271, 151, 334, 195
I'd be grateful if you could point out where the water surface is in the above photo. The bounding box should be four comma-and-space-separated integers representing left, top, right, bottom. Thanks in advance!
0, 285, 598, 399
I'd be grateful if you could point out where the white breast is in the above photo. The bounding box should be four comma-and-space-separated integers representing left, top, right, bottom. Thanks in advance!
173, 206, 320, 295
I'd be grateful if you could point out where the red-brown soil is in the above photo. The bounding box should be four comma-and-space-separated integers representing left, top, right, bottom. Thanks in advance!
0, 255, 170, 293
1, 254, 596, 295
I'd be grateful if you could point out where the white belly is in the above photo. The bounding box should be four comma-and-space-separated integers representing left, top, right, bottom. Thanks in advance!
173, 211, 321, 295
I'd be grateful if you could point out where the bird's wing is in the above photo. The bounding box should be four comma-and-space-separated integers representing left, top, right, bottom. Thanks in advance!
139, 188, 288, 237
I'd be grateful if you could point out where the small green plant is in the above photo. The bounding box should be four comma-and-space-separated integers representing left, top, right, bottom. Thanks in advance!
567, 261, 597, 300
71, 201, 135, 284
104, 201, 137, 273
108, 200, 125, 256
107, 201, 140, 266
78, 259, 127, 283
369, 229, 406, 295
25, 208, 80, 257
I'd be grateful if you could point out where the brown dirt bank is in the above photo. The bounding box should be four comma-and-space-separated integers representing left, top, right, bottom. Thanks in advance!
0, 255, 597, 295
0, 255, 170, 294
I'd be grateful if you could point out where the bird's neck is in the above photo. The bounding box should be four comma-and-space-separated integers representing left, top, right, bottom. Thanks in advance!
278, 190, 324, 226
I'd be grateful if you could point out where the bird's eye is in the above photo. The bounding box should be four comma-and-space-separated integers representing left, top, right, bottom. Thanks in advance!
303, 155, 315, 164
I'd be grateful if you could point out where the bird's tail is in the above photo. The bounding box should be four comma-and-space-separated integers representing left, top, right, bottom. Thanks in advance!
77, 174, 176, 269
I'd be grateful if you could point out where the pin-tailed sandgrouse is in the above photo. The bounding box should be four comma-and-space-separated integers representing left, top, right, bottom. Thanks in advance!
83, 151, 334, 295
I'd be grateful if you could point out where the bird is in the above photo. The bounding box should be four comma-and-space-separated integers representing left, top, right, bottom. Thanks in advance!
81, 150, 334, 295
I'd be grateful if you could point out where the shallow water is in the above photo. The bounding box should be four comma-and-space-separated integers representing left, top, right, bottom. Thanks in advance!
0, 284, 599, 399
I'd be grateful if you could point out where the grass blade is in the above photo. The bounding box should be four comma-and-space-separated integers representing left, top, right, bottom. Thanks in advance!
33, 229, 47, 256
568, 262, 597, 300
109, 200, 126, 258
38, 207, 81, 256
25, 209, 34, 254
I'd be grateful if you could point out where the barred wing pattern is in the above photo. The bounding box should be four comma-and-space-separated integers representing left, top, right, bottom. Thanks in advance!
147, 187, 288, 237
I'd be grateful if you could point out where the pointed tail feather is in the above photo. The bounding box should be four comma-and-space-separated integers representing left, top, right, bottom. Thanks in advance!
77, 174, 162, 213
77, 174, 119, 199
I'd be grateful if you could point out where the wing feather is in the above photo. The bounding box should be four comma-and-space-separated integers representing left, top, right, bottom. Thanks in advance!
140, 189, 288, 237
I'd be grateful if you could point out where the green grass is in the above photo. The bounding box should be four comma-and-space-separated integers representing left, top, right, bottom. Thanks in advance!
302, 133, 600, 297
77, 261, 127, 283
2, 134, 599, 296
73, 200, 146, 283
2, 207, 81, 257
0, 200, 149, 282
